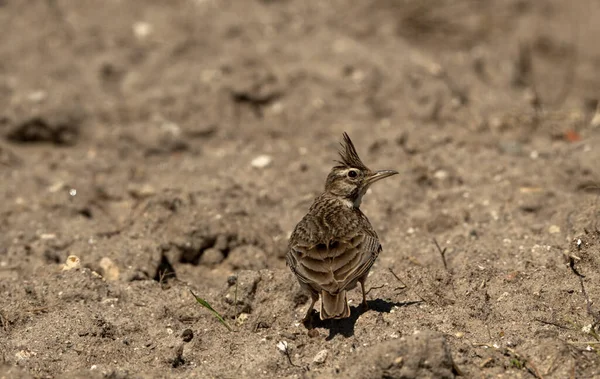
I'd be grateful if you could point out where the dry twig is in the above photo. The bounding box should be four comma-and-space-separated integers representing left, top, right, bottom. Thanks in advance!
433, 238, 448, 271
388, 267, 407, 289
534, 318, 570, 330
365, 284, 385, 295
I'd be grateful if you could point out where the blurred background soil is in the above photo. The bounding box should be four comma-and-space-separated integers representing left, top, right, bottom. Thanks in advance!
1, 0, 600, 378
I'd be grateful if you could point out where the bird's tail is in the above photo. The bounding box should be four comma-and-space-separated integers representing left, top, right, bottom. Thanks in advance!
320, 290, 350, 320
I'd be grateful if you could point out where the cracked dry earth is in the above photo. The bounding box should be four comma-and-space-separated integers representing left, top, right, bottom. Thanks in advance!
2, 0, 600, 378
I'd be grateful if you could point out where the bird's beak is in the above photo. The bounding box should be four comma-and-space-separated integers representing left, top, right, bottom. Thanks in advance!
366, 169, 398, 185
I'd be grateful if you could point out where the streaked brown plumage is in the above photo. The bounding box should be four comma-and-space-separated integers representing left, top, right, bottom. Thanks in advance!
287, 132, 398, 322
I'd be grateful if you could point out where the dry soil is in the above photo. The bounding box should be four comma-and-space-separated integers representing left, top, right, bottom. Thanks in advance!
2, 0, 600, 378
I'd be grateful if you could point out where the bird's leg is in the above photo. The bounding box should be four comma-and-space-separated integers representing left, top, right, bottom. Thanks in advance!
359, 277, 369, 310
302, 292, 319, 326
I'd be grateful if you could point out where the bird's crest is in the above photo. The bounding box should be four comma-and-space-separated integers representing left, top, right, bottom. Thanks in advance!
335, 132, 368, 170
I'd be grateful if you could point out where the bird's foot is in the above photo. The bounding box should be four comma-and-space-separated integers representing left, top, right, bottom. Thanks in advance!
302, 311, 316, 329
302, 317, 314, 329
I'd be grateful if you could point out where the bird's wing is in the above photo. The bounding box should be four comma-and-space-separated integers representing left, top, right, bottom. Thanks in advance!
334, 233, 381, 290
286, 214, 328, 288
287, 214, 381, 294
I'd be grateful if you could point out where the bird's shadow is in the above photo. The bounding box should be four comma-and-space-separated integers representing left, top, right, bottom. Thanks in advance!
304, 299, 422, 340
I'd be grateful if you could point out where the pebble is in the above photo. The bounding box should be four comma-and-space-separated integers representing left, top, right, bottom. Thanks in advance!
99, 257, 119, 281
133, 21, 152, 39
433, 170, 449, 180
48, 181, 65, 193
128, 183, 156, 199
28, 90, 47, 103
548, 225, 561, 234
181, 329, 194, 342
62, 255, 81, 271
251, 155, 272, 169
312, 349, 328, 364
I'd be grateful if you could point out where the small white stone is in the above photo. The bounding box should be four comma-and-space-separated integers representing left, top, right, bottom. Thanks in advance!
577, 239, 582, 247
251, 155, 272, 169
434, 170, 448, 180
312, 349, 328, 364
133, 22, 152, 39
28, 90, 47, 103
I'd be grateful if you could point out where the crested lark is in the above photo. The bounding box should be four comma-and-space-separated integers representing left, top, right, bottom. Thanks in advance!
286, 132, 398, 322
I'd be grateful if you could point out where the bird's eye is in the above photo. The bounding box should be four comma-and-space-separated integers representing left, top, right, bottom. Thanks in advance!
348, 170, 358, 178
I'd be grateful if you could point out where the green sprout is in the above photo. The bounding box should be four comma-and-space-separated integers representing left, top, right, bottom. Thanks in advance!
510, 358, 524, 369
190, 290, 232, 331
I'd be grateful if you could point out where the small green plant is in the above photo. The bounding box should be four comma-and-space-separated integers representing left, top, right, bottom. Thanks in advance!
190, 290, 232, 331
510, 358, 524, 369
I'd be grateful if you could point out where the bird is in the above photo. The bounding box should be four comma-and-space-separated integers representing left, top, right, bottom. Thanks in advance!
286, 132, 398, 323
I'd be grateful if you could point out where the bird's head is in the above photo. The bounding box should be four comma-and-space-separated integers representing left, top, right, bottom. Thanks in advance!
324, 132, 398, 208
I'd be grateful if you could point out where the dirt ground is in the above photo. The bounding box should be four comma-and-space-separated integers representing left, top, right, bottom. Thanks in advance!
2, 0, 600, 378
